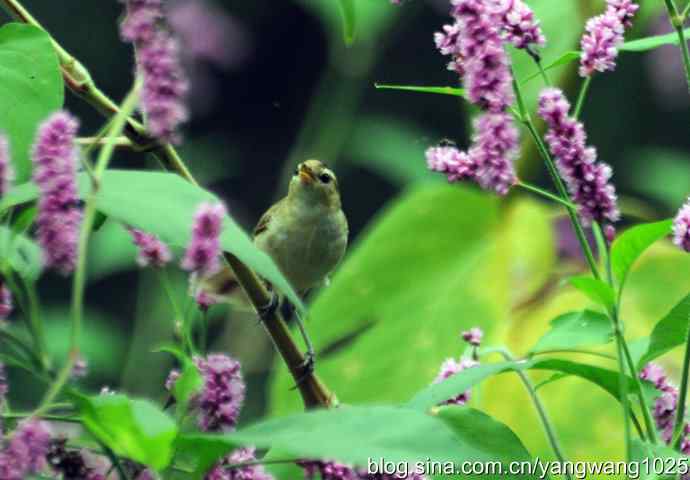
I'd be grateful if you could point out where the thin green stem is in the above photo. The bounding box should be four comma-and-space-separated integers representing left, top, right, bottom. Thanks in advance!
2, 412, 81, 423
0, 329, 43, 369
33, 81, 142, 417
25, 281, 49, 369
674, 325, 690, 449
512, 75, 600, 278
517, 181, 577, 208
498, 349, 570, 476
663, 0, 690, 94
573, 76, 592, 120
613, 328, 632, 460
530, 348, 617, 361
683, 1, 690, 19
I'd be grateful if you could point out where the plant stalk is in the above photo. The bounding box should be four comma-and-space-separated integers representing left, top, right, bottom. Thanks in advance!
573, 76, 592, 120
663, 0, 690, 94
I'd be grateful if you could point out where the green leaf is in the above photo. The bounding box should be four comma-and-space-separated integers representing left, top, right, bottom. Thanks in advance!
269, 185, 505, 414
0, 23, 64, 182
568, 276, 616, 309
374, 84, 466, 98
631, 439, 689, 479
75, 393, 177, 470
637, 293, 690, 367
155, 345, 203, 421
529, 310, 613, 354
611, 219, 673, 289
337, 0, 356, 45
407, 361, 531, 411
620, 27, 690, 52
0, 225, 42, 281
521, 51, 580, 84
0, 171, 304, 309
178, 405, 533, 479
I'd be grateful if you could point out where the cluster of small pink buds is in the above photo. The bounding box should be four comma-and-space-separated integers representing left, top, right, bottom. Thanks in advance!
120, 0, 189, 144
673, 198, 690, 252
205, 447, 274, 480
538, 88, 619, 225
0, 419, 52, 479
0, 134, 13, 198
640, 363, 690, 450
298, 459, 426, 480
496, 0, 546, 51
182, 202, 226, 275
579, 0, 638, 77
32, 111, 83, 274
432, 326, 484, 405
129, 227, 173, 267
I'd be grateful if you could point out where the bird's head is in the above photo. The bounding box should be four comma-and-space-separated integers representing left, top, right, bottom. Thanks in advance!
288, 159, 341, 209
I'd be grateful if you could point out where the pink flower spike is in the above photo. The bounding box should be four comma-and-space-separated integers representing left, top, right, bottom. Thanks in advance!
433, 357, 478, 406
673, 198, 690, 252
0, 281, 11, 320
498, 0, 546, 50
579, 10, 625, 77
182, 202, 226, 275
128, 227, 172, 267
606, 0, 639, 29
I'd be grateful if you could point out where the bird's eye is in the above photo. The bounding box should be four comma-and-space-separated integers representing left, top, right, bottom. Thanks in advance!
319, 173, 332, 184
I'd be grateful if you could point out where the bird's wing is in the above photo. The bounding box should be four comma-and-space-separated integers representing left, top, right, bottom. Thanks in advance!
253, 199, 283, 239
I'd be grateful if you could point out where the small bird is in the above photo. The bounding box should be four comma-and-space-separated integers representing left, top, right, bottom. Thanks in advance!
198, 159, 348, 367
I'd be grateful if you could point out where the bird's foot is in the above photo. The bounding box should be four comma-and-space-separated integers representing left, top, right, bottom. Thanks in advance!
290, 351, 316, 390
257, 292, 279, 323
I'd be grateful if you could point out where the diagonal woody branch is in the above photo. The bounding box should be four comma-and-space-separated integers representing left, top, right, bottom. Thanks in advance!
0, 0, 334, 410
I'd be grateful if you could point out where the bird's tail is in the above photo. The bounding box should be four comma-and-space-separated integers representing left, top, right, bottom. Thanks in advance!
190, 267, 254, 312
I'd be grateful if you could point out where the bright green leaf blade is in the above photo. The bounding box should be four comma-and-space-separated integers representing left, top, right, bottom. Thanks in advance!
611, 219, 673, 288
374, 84, 466, 97
0, 23, 64, 181
621, 27, 690, 52
407, 361, 531, 411
178, 405, 535, 479
155, 345, 203, 421
638, 293, 690, 367
631, 439, 689, 480
75, 394, 177, 470
529, 310, 613, 354
521, 51, 580, 84
0, 225, 42, 281
568, 276, 616, 309
338, 0, 356, 45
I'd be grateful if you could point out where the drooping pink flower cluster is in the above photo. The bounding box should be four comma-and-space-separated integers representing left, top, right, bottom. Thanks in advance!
206, 447, 274, 480
0, 281, 11, 320
673, 198, 690, 252
194, 354, 245, 432
538, 88, 619, 225
182, 202, 226, 275
426, 112, 518, 195
579, 0, 638, 77
432, 326, 483, 405
462, 327, 483, 346
640, 363, 690, 450
32, 111, 83, 274
298, 460, 426, 480
129, 227, 173, 267
120, 0, 189, 144
0, 419, 52, 479
0, 135, 13, 198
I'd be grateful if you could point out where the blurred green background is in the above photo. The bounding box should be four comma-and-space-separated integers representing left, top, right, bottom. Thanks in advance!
5, 0, 690, 470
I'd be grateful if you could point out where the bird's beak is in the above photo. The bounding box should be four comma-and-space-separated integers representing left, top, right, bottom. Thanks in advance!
298, 164, 315, 184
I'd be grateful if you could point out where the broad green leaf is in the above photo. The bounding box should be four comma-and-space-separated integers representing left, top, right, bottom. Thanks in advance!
637, 293, 690, 367
0, 225, 42, 281
0, 171, 304, 309
269, 185, 505, 414
620, 27, 690, 52
155, 345, 203, 421
178, 405, 534, 479
628, 148, 690, 209
568, 276, 616, 309
0, 23, 64, 181
611, 219, 673, 289
631, 439, 689, 480
75, 394, 177, 470
337, 0, 356, 45
529, 310, 613, 354
521, 51, 580, 84
407, 361, 531, 411
374, 84, 466, 98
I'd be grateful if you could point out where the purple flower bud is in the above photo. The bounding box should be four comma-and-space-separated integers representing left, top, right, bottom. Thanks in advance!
129, 227, 172, 267
32, 111, 83, 275
165, 369, 181, 391
640, 363, 690, 447
0, 135, 13, 198
497, 0, 546, 49
538, 88, 619, 225
182, 202, 226, 275
674, 198, 690, 252
71, 357, 88, 379
579, 10, 625, 77
606, 0, 639, 29
461, 327, 483, 346
433, 358, 478, 406
206, 447, 274, 480
604, 224, 616, 243
425, 145, 476, 182
0, 281, 12, 320
194, 354, 245, 432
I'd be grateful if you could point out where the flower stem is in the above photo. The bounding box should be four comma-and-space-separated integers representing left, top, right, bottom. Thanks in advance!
673, 325, 690, 449
573, 76, 592, 120
33, 80, 142, 417
0, 0, 335, 410
498, 348, 570, 476
511, 76, 600, 279
663, 0, 690, 95
517, 180, 577, 209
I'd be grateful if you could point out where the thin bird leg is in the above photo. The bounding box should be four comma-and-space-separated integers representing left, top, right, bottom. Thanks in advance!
293, 309, 316, 371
